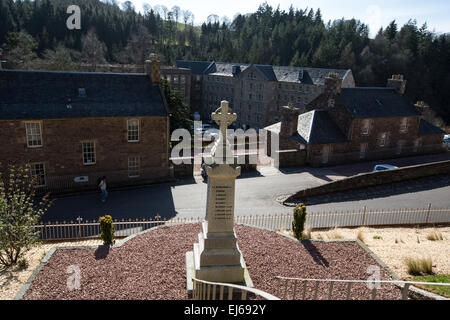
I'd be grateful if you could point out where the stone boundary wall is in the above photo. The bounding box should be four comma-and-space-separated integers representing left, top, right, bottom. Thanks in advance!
170, 157, 194, 178
276, 149, 307, 168
285, 160, 450, 202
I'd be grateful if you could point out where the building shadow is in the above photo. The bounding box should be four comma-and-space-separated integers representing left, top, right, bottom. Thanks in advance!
42, 182, 179, 223
278, 166, 312, 175
302, 174, 450, 206
236, 170, 263, 179
304, 167, 336, 182
301, 240, 329, 267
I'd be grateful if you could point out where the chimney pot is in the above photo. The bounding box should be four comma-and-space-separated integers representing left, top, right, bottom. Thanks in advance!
324, 72, 342, 95
280, 105, 299, 137
387, 74, 407, 95
414, 100, 429, 115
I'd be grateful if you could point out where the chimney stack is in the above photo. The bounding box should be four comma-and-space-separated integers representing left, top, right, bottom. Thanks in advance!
324, 72, 342, 96
280, 103, 299, 137
414, 100, 429, 115
232, 65, 241, 77
145, 53, 160, 84
387, 74, 406, 95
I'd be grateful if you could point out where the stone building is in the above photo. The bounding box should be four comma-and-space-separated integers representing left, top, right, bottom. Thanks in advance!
160, 66, 191, 108
176, 60, 355, 129
0, 58, 171, 193
265, 74, 447, 167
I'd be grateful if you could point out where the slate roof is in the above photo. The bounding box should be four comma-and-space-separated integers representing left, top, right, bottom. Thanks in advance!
175, 60, 214, 74
418, 118, 446, 136
338, 87, 422, 119
294, 110, 348, 145
264, 110, 348, 145
176, 60, 351, 85
0, 70, 167, 120
272, 66, 350, 85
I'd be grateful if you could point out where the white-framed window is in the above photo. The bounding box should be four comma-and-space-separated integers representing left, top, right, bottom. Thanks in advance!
397, 140, 405, 154
379, 133, 387, 147
400, 118, 408, 133
29, 163, 46, 187
362, 119, 370, 136
127, 119, 139, 142
82, 141, 96, 165
25, 122, 43, 147
360, 143, 368, 159
413, 138, 421, 152
128, 156, 140, 178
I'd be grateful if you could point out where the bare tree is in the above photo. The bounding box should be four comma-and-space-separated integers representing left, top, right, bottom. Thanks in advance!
172, 6, 181, 24
207, 14, 219, 24
118, 26, 153, 64
160, 5, 168, 20
143, 3, 152, 14
182, 10, 192, 25
221, 16, 230, 26
122, 1, 135, 12
153, 4, 163, 17
81, 29, 107, 71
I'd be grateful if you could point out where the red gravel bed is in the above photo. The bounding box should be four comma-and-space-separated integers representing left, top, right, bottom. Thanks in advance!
22, 224, 402, 300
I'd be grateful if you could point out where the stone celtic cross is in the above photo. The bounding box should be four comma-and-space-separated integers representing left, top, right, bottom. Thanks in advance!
212, 101, 237, 143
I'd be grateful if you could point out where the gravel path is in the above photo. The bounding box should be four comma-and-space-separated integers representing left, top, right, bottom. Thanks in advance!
22, 224, 402, 300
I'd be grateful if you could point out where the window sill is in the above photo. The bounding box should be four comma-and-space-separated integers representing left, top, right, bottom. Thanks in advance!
27, 145, 43, 149
83, 163, 96, 166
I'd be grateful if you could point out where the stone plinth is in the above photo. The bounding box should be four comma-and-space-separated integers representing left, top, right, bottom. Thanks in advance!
186, 100, 253, 293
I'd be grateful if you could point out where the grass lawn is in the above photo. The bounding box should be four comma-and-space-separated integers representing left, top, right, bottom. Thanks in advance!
411, 274, 450, 298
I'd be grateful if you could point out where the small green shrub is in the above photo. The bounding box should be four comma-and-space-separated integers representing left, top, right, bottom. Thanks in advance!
17, 257, 28, 269
99, 215, 115, 245
292, 204, 307, 240
373, 235, 383, 240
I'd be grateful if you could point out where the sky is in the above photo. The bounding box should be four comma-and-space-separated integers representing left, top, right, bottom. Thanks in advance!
124, 0, 450, 38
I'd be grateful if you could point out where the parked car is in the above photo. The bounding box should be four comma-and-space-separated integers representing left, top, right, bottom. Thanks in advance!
444, 134, 450, 149
372, 164, 399, 172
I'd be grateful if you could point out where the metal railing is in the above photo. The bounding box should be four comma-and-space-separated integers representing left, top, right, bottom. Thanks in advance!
274, 276, 450, 300
192, 278, 280, 300
35, 205, 450, 241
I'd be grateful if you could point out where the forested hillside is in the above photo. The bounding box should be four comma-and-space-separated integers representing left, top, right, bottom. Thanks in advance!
1, 0, 449, 124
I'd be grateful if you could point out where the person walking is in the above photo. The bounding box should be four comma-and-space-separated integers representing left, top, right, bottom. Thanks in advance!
98, 176, 108, 203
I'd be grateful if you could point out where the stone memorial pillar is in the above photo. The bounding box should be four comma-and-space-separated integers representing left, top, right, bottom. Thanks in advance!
186, 101, 252, 291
